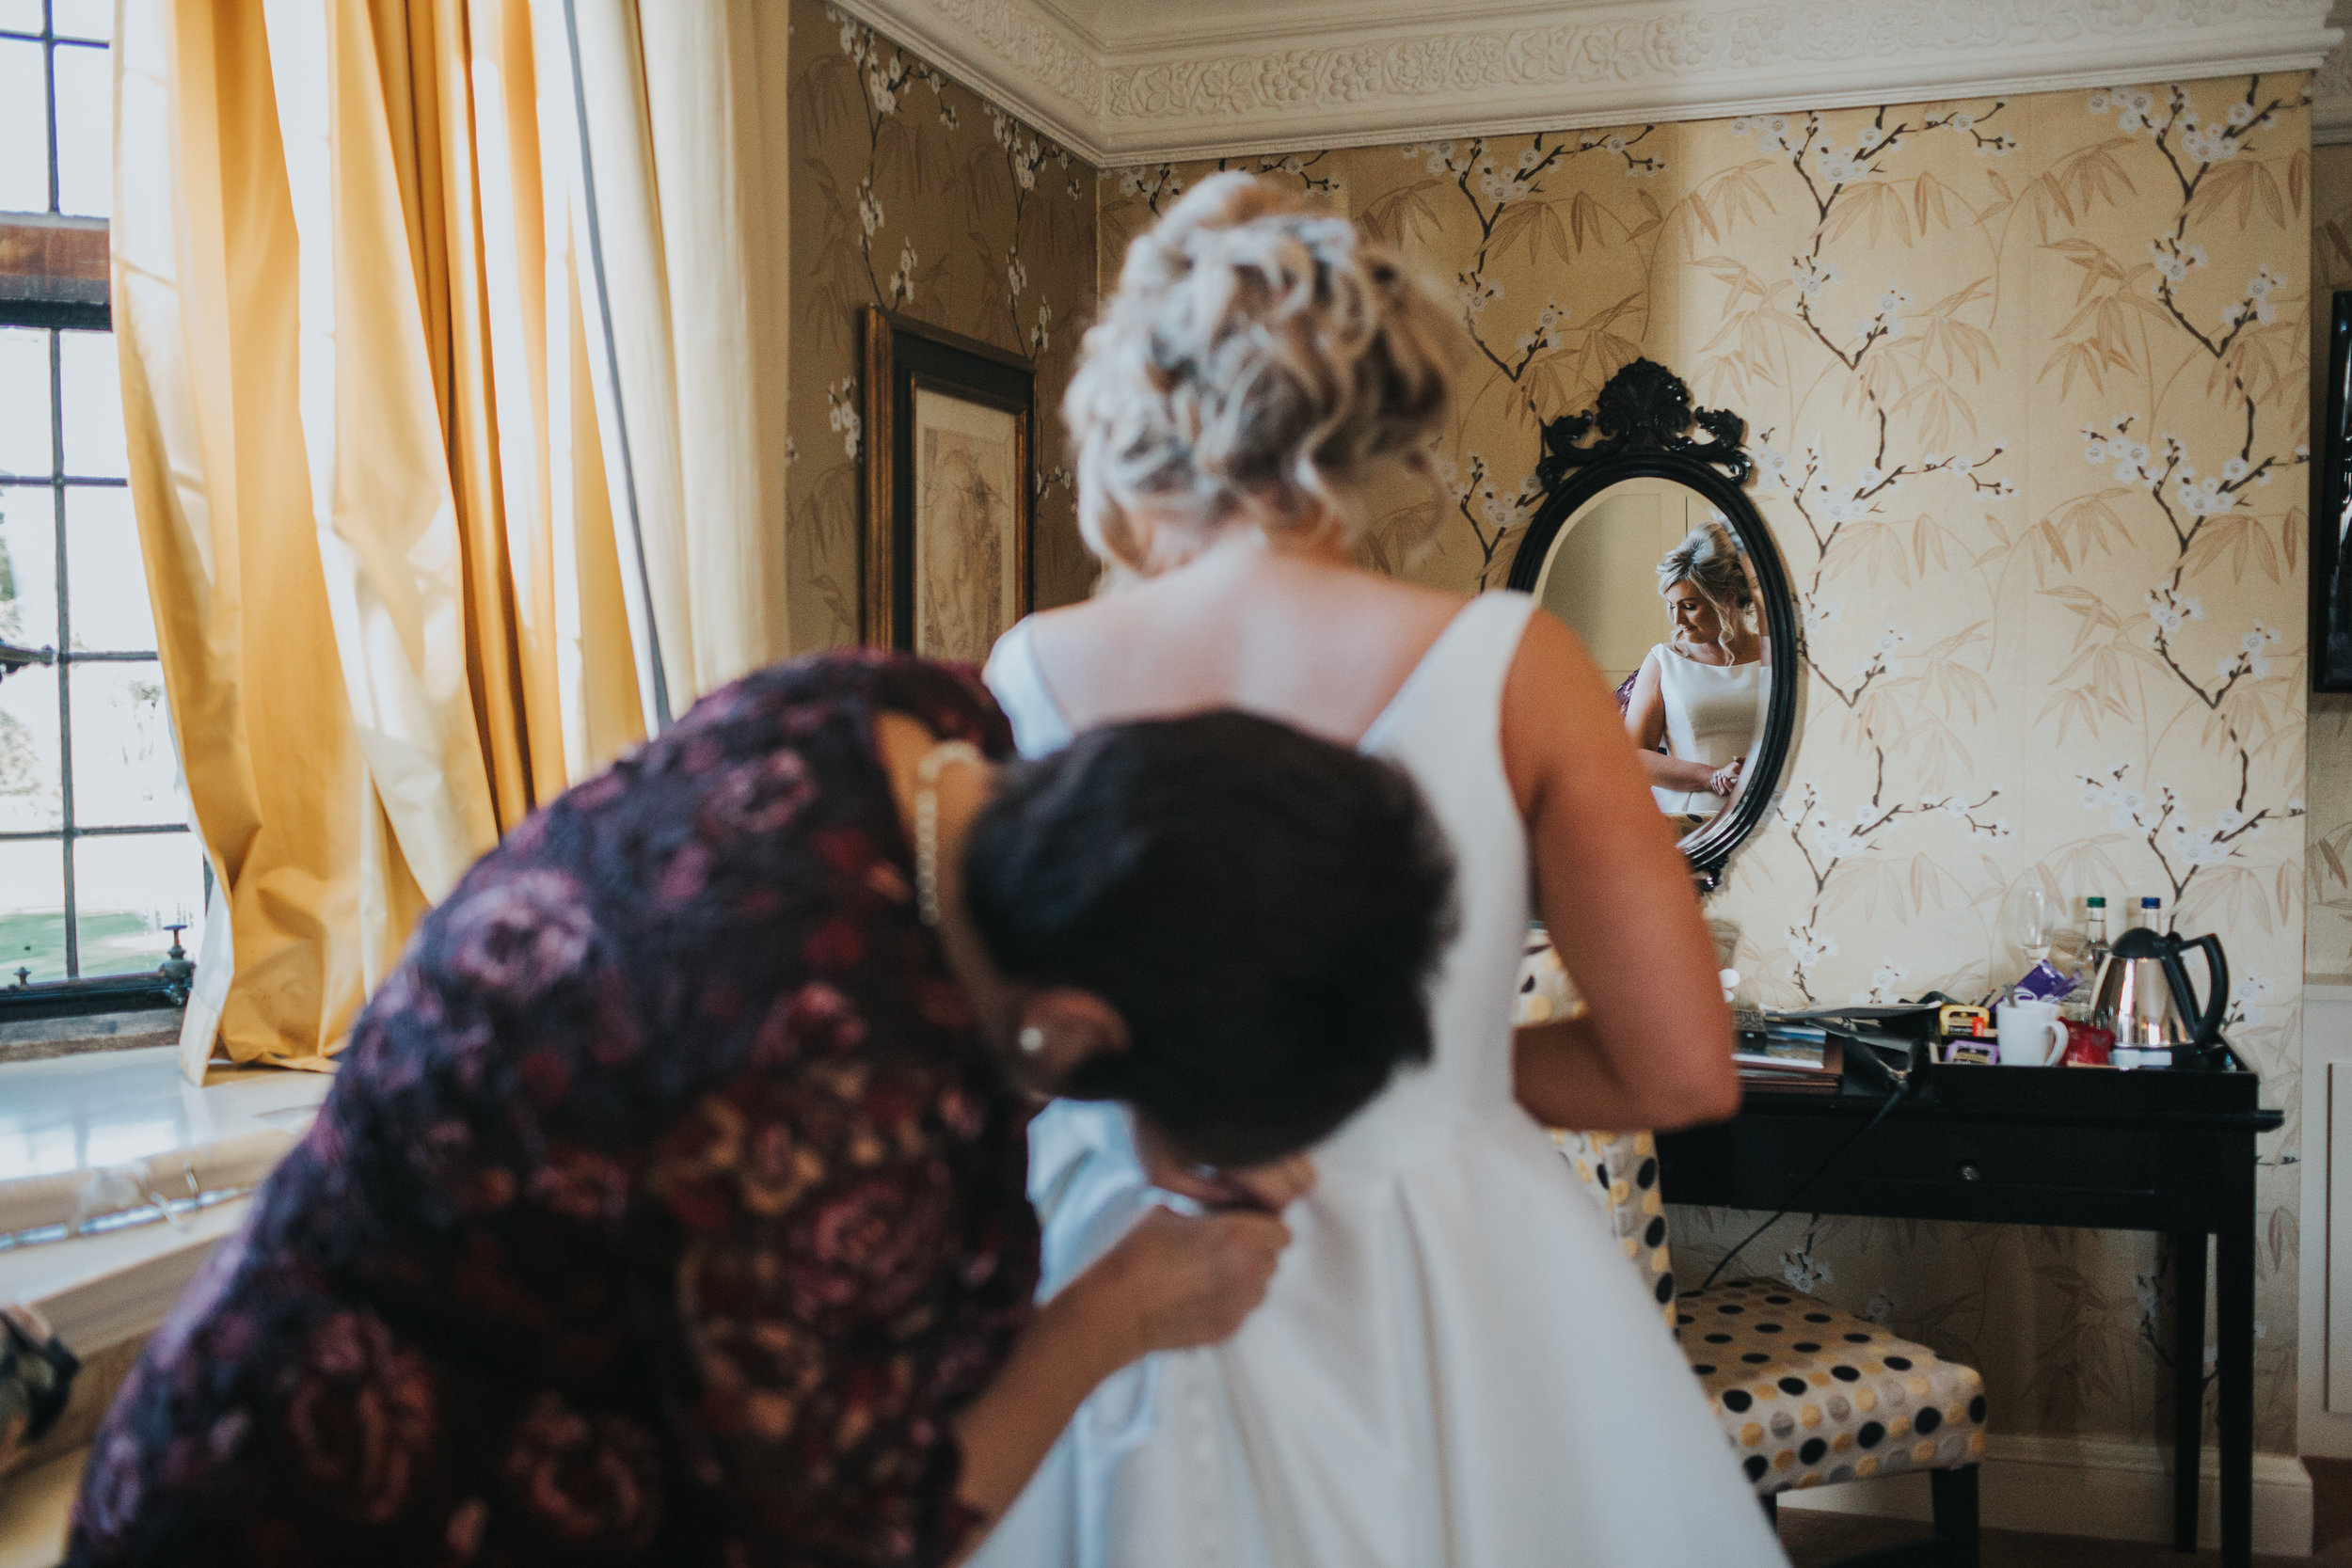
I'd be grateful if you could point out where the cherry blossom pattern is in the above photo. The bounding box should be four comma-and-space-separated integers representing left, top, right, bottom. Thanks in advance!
826, 378, 862, 459
1773, 773, 2008, 1004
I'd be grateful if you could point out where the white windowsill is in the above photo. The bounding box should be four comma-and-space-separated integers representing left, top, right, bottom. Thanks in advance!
0, 1047, 326, 1352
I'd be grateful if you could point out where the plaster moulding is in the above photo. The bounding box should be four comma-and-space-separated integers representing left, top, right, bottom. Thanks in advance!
2321, 0, 2352, 141
830, 0, 2343, 163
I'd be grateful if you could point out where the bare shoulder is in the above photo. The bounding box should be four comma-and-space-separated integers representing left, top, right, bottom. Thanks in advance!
1327, 566, 1469, 638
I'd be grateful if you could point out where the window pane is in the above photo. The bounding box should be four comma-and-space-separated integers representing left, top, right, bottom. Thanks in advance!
0, 661, 61, 831
0, 0, 44, 34
65, 486, 151, 651
53, 42, 108, 218
68, 658, 179, 826
0, 327, 53, 479
0, 40, 45, 215
52, 0, 113, 42
0, 838, 67, 983
75, 832, 204, 977
58, 329, 124, 478
0, 481, 57, 649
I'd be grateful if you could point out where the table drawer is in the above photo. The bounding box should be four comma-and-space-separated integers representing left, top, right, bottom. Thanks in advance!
1734, 1119, 2163, 1202
1866, 1121, 2158, 1194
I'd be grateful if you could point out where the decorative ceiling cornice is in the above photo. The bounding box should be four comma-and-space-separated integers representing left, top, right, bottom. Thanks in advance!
2320, 0, 2352, 142
832, 0, 2343, 164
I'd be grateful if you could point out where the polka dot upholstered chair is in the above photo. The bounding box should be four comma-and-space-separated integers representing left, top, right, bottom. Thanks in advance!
1518, 933, 1986, 1562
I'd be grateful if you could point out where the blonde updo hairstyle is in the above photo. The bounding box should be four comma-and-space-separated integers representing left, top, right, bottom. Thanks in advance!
1066, 172, 1467, 573
1657, 520, 1756, 653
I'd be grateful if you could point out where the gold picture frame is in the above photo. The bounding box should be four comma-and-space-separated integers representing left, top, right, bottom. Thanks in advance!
861, 307, 1035, 659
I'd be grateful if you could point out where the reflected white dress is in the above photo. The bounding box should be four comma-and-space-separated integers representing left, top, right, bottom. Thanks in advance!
974, 592, 1788, 1568
1648, 644, 1767, 817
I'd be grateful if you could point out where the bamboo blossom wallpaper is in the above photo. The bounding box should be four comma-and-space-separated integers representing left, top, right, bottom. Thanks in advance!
787, 0, 1099, 653
1102, 84, 2315, 1449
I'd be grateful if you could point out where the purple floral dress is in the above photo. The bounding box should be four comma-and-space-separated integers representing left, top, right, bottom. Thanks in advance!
69, 654, 1035, 1568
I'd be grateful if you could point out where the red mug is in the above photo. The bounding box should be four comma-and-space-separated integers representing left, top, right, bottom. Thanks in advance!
2061, 1022, 2114, 1066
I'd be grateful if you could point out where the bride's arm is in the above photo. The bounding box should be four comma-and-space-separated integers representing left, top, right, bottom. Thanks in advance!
1501, 611, 1740, 1132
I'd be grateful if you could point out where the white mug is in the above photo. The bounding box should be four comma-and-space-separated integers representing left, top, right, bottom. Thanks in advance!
1996, 1000, 2068, 1067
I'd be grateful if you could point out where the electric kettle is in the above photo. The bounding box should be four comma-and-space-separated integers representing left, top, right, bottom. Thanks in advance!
2089, 927, 2229, 1058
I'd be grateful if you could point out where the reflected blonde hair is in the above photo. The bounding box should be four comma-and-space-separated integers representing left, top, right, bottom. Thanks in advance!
1066, 172, 1466, 573
1657, 521, 1754, 652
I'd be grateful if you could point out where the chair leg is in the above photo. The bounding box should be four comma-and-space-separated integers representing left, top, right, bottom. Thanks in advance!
1930, 1465, 1979, 1568
1760, 1491, 1778, 1528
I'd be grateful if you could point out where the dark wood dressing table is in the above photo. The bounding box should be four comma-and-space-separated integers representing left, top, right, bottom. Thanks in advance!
1657, 1051, 2282, 1567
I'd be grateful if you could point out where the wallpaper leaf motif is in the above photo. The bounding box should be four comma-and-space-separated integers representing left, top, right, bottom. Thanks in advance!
789, 0, 1099, 650
1098, 75, 2313, 1450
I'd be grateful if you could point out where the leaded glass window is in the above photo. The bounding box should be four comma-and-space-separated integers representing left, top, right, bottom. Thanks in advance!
1, 2, 207, 986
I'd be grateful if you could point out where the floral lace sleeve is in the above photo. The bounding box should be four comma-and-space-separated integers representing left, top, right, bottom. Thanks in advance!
67, 654, 1035, 1568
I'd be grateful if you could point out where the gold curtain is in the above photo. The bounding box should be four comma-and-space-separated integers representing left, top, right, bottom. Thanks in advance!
115, 0, 649, 1079
558, 0, 795, 711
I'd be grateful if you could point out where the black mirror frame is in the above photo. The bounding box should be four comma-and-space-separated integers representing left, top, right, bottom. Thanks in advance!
1504, 358, 1803, 894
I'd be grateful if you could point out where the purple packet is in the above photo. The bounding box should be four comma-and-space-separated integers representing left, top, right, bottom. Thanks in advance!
2008, 959, 2074, 1005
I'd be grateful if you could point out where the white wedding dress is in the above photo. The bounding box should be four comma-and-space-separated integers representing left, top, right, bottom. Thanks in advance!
974, 592, 1788, 1568
1649, 644, 1768, 817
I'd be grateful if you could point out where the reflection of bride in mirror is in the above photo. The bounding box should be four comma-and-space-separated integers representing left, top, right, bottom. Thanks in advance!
1623, 520, 1766, 830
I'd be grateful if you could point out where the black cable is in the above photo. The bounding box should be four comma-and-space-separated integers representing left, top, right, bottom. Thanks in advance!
1695, 1077, 1908, 1292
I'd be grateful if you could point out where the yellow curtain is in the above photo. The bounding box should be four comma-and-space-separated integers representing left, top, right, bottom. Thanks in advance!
556, 0, 795, 711
115, 0, 648, 1079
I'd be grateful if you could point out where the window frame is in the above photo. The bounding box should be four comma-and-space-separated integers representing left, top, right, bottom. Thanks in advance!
0, 5, 199, 1022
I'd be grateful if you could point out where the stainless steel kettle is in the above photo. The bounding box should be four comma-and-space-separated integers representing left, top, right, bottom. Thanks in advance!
2090, 927, 2228, 1055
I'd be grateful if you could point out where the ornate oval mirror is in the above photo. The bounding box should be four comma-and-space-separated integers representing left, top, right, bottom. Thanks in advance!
1505, 360, 1801, 891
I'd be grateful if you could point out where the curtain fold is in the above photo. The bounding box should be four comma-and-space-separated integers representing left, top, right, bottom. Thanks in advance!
116, 0, 365, 1075
115, 0, 660, 1078
555, 0, 794, 711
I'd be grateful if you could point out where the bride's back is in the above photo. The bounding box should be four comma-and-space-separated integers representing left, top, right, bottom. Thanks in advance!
966, 167, 1771, 1568
1020, 541, 1469, 752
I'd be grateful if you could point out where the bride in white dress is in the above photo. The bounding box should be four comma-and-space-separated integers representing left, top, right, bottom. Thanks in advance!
968, 173, 1788, 1568
1628, 521, 1771, 823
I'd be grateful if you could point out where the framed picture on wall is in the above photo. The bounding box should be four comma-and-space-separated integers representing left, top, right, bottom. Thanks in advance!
2316, 292, 2352, 692
861, 307, 1035, 660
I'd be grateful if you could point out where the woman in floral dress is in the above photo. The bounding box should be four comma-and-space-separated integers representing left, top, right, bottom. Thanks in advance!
66, 650, 1451, 1568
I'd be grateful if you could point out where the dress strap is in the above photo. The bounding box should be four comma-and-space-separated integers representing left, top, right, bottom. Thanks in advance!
1357, 592, 1537, 754
981, 617, 1077, 755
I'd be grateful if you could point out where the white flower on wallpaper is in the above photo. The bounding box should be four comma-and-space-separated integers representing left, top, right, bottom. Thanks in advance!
824, 377, 861, 459
1514, 299, 1568, 356
1730, 114, 1802, 155
1781, 1244, 1832, 1292
1786, 921, 1838, 974
1851, 956, 1910, 1006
